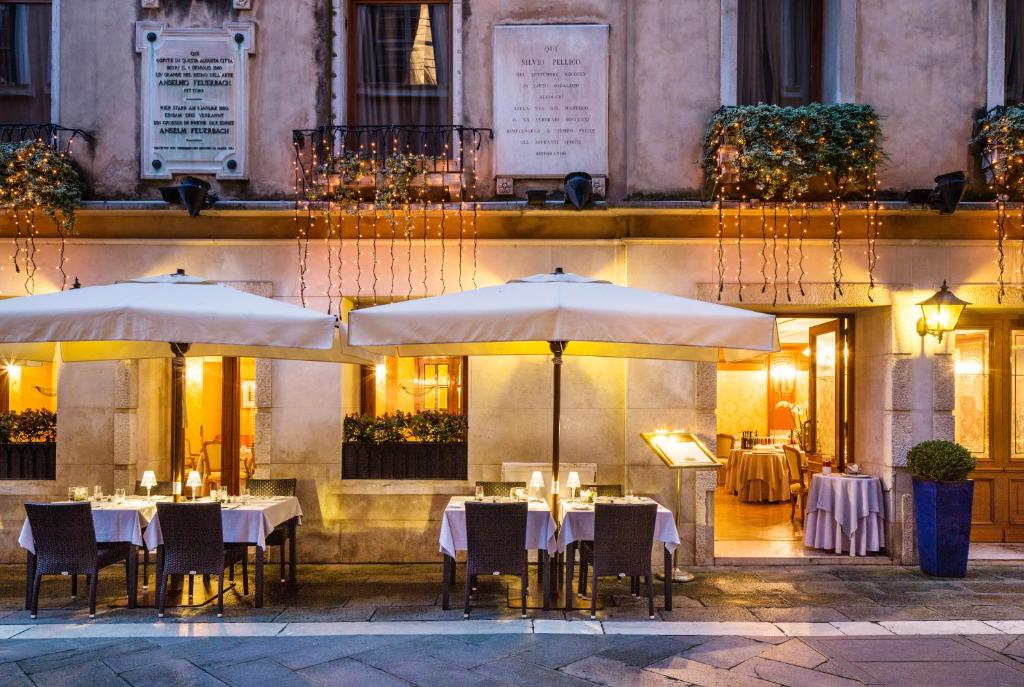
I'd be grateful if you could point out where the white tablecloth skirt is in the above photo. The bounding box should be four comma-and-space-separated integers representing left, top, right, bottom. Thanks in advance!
557, 501, 680, 554
143, 496, 303, 551
19, 500, 157, 554
439, 497, 557, 558
803, 511, 885, 556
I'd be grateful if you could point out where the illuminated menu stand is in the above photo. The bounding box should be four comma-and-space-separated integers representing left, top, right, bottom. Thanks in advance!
641, 431, 722, 584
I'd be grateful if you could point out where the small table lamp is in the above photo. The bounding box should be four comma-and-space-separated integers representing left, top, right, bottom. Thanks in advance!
529, 470, 544, 499
566, 471, 581, 500
140, 470, 158, 499
186, 470, 203, 501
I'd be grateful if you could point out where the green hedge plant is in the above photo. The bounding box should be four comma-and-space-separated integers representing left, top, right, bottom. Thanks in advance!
701, 103, 883, 201
343, 410, 467, 444
907, 440, 976, 481
0, 409, 57, 443
971, 105, 1024, 200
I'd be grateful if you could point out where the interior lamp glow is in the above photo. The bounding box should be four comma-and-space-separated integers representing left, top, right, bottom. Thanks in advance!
566, 471, 581, 500
186, 470, 203, 500
916, 280, 969, 343
140, 470, 158, 499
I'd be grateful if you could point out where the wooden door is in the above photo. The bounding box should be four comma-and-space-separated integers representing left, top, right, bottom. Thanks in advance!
808, 318, 852, 470
956, 318, 1024, 542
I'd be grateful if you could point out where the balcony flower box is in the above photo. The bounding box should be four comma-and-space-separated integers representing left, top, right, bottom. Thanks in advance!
342, 441, 467, 480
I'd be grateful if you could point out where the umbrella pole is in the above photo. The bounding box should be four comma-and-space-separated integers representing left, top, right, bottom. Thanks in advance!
169, 343, 191, 497
549, 341, 567, 510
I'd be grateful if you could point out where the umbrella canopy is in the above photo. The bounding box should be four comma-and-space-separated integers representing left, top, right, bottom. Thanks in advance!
349, 269, 779, 359
349, 268, 779, 505
0, 269, 378, 490
0, 271, 376, 365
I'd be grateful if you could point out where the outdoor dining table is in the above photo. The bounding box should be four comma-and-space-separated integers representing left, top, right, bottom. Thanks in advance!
18, 497, 160, 609
557, 497, 680, 611
803, 473, 885, 556
725, 448, 791, 503
142, 496, 303, 608
438, 495, 557, 611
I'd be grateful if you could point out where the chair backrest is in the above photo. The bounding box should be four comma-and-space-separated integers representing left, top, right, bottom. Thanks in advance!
202, 442, 222, 471
464, 501, 528, 576
134, 480, 175, 496
783, 445, 805, 488
247, 478, 296, 498
24, 502, 98, 575
583, 484, 623, 497
155, 502, 224, 575
592, 503, 657, 576
716, 433, 735, 459
475, 481, 525, 497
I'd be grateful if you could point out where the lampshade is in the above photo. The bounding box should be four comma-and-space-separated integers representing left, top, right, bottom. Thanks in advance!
529, 471, 544, 489
140, 470, 157, 489
186, 470, 203, 489
566, 471, 581, 489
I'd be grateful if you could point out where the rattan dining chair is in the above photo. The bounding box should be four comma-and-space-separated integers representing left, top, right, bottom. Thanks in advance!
153, 502, 248, 618
475, 481, 526, 497
247, 478, 297, 583
582, 502, 658, 620
582, 484, 623, 497
133, 480, 175, 590
783, 445, 808, 522
24, 502, 134, 619
464, 501, 529, 619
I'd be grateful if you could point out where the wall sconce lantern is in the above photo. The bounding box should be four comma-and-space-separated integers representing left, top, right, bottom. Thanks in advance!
916, 280, 969, 343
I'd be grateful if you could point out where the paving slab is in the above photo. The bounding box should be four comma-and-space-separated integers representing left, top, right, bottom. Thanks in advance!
298, 657, 412, 687
733, 656, 865, 686
855, 660, 1024, 687
757, 638, 827, 668
561, 654, 690, 687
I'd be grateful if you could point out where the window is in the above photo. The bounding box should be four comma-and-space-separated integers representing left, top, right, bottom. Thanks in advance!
737, 0, 822, 106
0, 1, 51, 121
0, 360, 55, 413
361, 355, 465, 416
349, 1, 451, 127
1008, 1, 1024, 105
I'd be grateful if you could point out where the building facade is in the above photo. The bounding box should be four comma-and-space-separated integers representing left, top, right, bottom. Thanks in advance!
0, 0, 1019, 567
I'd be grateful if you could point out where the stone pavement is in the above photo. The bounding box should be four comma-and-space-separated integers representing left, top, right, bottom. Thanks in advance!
2, 563, 1024, 685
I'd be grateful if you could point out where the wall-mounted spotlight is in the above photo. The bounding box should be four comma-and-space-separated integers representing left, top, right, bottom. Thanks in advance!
563, 171, 594, 210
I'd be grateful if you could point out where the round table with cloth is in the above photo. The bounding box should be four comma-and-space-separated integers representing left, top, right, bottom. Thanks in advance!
803, 473, 885, 556
725, 448, 791, 503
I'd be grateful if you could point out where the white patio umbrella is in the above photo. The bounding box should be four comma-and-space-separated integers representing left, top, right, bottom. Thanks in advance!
349, 267, 779, 499
0, 269, 377, 487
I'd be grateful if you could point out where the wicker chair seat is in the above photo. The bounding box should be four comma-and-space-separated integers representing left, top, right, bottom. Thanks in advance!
475, 481, 526, 497
246, 479, 297, 583
464, 501, 529, 618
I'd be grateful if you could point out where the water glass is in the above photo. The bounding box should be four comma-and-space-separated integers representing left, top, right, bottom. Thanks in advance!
209, 488, 220, 502
75, 486, 88, 502
93, 485, 103, 500
475, 485, 485, 500
114, 488, 126, 504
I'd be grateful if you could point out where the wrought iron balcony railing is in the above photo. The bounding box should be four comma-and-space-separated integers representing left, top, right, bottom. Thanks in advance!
0, 123, 92, 153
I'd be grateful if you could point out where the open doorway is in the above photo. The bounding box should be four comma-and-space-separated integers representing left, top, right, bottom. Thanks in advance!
714, 315, 852, 558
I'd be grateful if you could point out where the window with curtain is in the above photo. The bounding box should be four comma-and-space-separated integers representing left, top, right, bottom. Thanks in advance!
0, 5, 16, 85
0, 1, 51, 121
350, 2, 451, 127
738, 0, 822, 106
1007, 1, 1024, 105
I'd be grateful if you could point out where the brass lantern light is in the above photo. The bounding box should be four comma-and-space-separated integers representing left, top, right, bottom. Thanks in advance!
916, 280, 969, 343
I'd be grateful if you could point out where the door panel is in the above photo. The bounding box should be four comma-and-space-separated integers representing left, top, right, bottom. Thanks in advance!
809, 319, 850, 469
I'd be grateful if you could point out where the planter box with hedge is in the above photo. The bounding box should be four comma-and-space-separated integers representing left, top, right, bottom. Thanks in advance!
908, 440, 976, 578
0, 409, 57, 480
342, 411, 467, 480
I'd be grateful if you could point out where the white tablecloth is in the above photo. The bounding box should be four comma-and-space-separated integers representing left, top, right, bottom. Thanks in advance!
439, 496, 557, 558
803, 474, 885, 556
726, 449, 791, 502
142, 496, 303, 551
557, 498, 681, 554
19, 499, 158, 554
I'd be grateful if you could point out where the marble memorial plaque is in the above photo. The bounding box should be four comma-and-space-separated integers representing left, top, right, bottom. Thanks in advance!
136, 22, 255, 180
493, 24, 609, 177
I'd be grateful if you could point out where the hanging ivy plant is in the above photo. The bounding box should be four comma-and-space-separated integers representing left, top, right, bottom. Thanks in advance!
376, 152, 421, 208
701, 103, 884, 201
971, 105, 1024, 200
0, 139, 84, 234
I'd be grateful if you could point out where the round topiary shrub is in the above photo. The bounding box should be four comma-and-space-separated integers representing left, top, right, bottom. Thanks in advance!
907, 440, 976, 481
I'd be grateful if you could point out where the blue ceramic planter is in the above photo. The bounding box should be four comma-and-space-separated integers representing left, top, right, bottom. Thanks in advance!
912, 478, 974, 577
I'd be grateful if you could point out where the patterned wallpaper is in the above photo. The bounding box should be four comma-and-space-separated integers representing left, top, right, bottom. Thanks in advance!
717, 369, 768, 436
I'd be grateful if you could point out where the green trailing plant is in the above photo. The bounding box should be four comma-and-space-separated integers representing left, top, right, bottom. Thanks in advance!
376, 152, 421, 208
344, 410, 467, 444
701, 103, 883, 200
0, 409, 57, 443
971, 105, 1024, 200
0, 140, 84, 234
907, 440, 976, 481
